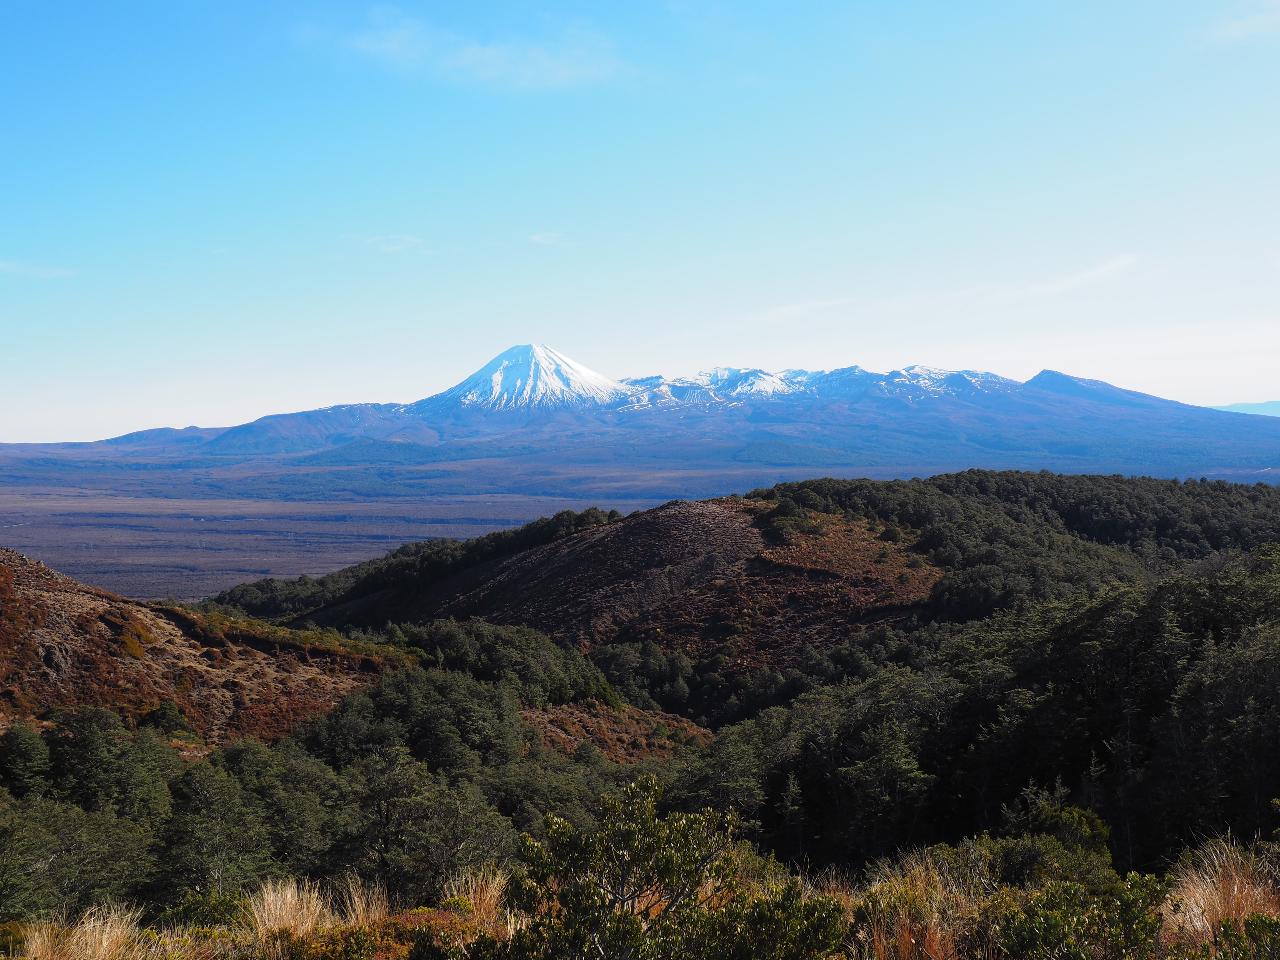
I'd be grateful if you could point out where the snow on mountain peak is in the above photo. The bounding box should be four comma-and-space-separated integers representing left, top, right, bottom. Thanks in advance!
697, 367, 798, 397
415, 346, 1028, 414
889, 364, 1019, 395
430, 344, 631, 411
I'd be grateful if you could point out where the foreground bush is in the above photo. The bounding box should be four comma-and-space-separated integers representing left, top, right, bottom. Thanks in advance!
6, 792, 1280, 959
412, 776, 844, 960
998, 875, 1167, 960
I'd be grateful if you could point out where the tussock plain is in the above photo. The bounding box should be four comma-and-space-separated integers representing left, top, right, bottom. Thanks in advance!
0, 490, 659, 599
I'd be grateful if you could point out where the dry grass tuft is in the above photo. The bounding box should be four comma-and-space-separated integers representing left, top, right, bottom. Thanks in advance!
826, 847, 1002, 960
443, 865, 513, 938
15, 922, 64, 960
1163, 837, 1280, 945
20, 905, 158, 960
242, 877, 335, 959
336, 873, 390, 928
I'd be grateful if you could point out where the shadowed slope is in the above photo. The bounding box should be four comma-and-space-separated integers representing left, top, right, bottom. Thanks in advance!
223, 498, 942, 667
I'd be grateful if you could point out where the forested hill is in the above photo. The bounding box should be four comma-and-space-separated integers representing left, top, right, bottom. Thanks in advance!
212, 470, 1280, 633
682, 548, 1280, 870
8, 470, 1280, 949
755, 471, 1280, 616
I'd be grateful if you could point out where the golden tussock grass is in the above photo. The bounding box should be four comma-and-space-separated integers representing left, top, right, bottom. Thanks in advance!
821, 848, 1002, 960
241, 877, 334, 959
1163, 837, 1280, 946
443, 864, 516, 938
20, 905, 157, 960
336, 872, 390, 928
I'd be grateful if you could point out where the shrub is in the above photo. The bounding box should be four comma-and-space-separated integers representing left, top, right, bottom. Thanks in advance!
287, 926, 380, 960
999, 874, 1166, 960
1211, 914, 1280, 959
415, 777, 843, 960
153, 887, 243, 928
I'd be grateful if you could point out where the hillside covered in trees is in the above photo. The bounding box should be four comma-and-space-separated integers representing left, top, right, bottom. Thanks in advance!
4, 471, 1280, 958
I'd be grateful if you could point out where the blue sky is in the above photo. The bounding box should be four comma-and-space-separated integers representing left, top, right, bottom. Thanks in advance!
2, 1, 1279, 441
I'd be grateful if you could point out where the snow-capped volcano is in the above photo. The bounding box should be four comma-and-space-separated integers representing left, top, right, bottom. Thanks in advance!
401, 345, 1136, 420
415, 345, 1043, 415
14, 342, 1280, 491
419, 344, 632, 411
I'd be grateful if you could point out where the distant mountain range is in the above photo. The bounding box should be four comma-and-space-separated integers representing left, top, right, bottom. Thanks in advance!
1215, 401, 1280, 417
3, 344, 1280, 500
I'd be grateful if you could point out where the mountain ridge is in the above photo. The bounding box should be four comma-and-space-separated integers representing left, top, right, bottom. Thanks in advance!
4, 343, 1258, 445
1216, 400, 1280, 417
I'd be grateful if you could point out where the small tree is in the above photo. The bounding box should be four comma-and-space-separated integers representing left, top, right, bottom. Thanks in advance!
417, 776, 843, 960
154, 761, 272, 900
0, 722, 50, 798
351, 748, 515, 905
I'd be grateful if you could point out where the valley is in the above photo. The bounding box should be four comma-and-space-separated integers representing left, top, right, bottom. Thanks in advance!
0, 488, 659, 599
6, 470, 1280, 958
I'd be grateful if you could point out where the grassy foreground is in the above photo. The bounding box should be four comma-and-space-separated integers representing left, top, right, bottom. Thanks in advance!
5, 778, 1280, 960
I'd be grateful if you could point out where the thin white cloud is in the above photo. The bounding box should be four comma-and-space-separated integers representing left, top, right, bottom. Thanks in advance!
887, 255, 1140, 311
747, 255, 1142, 334
995, 254, 1140, 303
443, 31, 617, 88
751, 297, 854, 326
344, 10, 619, 89
348, 13, 433, 68
528, 232, 565, 246
357, 233, 427, 254
0, 259, 74, 279
1213, 1, 1280, 41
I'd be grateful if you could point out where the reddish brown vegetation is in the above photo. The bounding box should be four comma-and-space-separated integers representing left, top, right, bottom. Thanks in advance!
0, 494, 940, 742
0, 549, 384, 743
521, 701, 710, 763
616, 501, 941, 667
347, 498, 941, 669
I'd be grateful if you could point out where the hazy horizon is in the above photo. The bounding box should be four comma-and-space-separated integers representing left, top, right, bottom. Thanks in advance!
4, 2, 1280, 442
0, 339, 1268, 445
